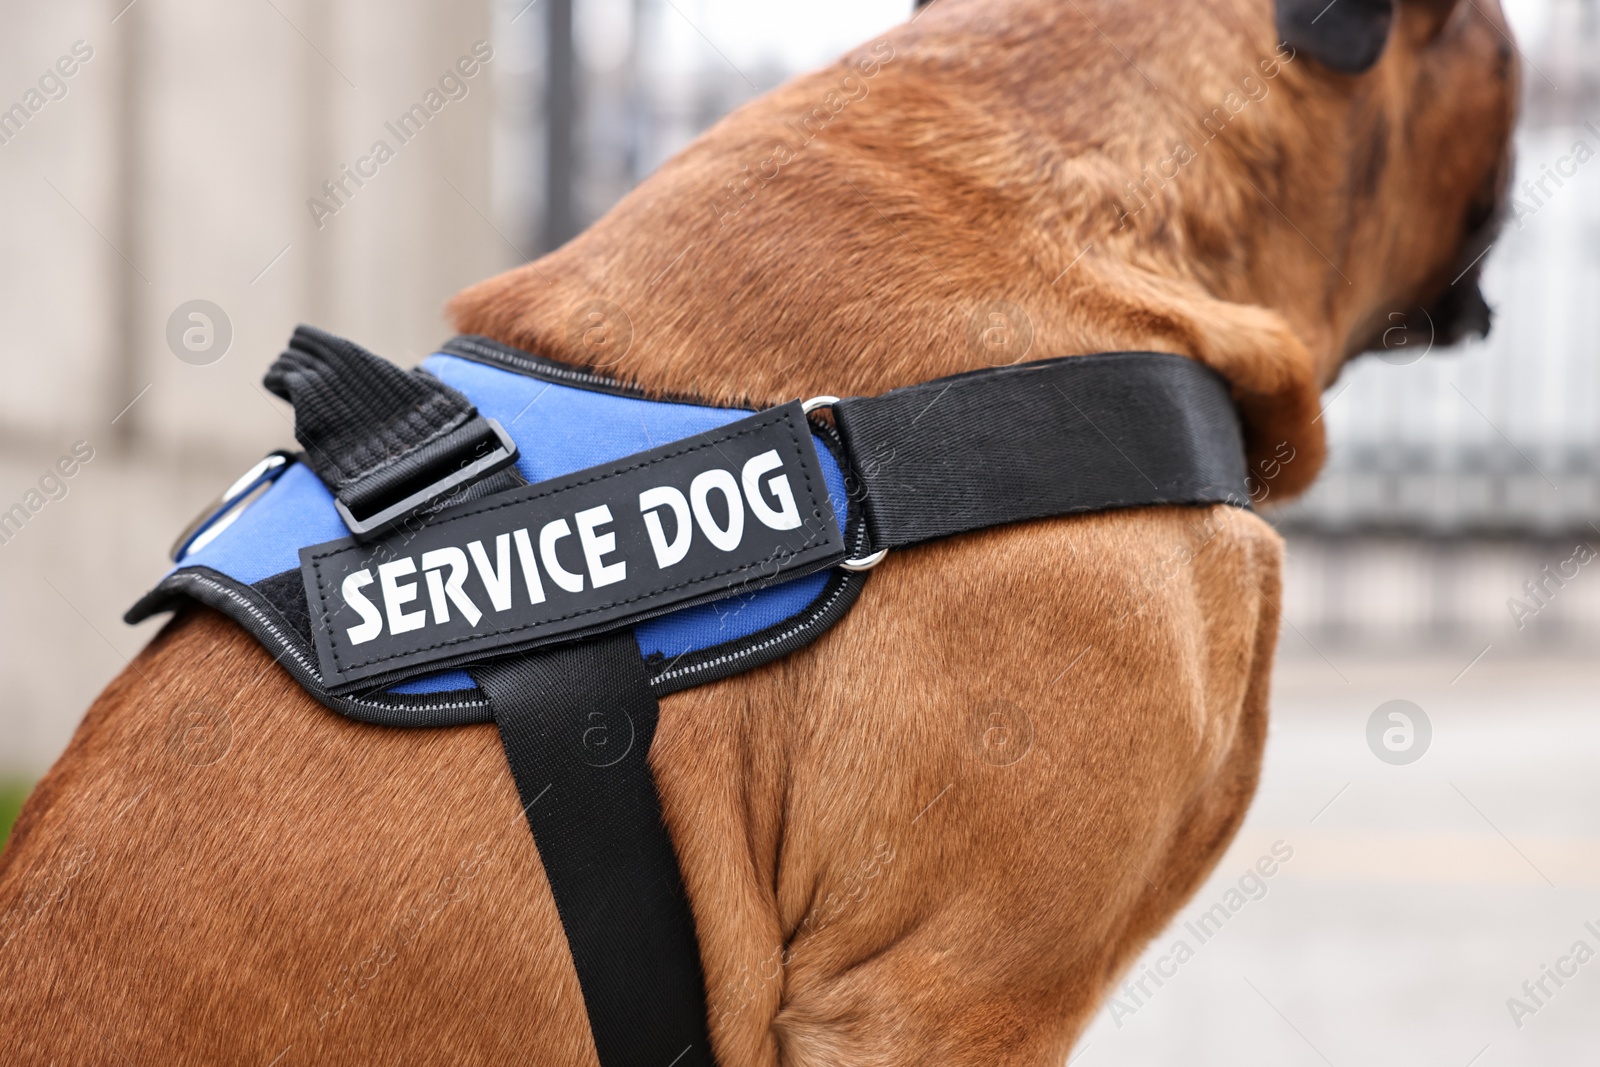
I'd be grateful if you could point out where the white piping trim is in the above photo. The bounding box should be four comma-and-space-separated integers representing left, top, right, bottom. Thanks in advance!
651, 578, 854, 686
160, 571, 491, 716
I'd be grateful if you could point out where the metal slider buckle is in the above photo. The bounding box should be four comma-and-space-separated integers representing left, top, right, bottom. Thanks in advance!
333, 417, 519, 541
170, 450, 296, 563
801, 395, 887, 573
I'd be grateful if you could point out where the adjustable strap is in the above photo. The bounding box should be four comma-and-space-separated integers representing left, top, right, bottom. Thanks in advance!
265, 325, 519, 538
469, 632, 713, 1067
831, 352, 1247, 551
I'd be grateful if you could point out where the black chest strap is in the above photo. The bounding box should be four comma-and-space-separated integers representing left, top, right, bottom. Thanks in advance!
469, 634, 712, 1067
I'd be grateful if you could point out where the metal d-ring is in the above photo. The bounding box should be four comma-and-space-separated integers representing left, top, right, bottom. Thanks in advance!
170, 450, 295, 562
839, 548, 888, 572
800, 395, 888, 573
800, 395, 841, 415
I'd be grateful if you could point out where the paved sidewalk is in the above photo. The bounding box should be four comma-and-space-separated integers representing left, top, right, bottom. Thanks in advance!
1076, 649, 1600, 1066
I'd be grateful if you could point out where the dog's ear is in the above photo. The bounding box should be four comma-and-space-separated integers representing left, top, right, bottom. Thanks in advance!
1275, 0, 1396, 74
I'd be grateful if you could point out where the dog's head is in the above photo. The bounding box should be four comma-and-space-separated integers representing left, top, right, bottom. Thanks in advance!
1270, 0, 1517, 361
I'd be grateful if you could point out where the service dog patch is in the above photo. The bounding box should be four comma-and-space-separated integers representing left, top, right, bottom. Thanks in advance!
301, 402, 845, 692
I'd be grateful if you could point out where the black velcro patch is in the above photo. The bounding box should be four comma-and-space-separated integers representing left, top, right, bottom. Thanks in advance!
301, 403, 844, 693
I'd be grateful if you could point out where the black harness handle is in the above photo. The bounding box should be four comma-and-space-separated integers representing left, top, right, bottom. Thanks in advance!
265, 326, 521, 538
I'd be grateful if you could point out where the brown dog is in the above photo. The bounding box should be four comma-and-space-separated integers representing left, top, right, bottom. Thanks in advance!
0, 0, 1514, 1063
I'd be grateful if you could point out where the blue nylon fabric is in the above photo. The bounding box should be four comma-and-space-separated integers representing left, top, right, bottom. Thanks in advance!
174, 354, 848, 695
425, 355, 749, 484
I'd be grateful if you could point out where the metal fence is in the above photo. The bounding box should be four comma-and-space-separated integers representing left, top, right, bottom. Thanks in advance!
490, 0, 907, 252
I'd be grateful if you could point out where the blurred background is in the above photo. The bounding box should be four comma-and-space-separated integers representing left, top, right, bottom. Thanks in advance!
0, 0, 1596, 1061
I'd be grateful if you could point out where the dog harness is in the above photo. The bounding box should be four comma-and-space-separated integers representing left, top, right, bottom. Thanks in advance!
128, 326, 1250, 1066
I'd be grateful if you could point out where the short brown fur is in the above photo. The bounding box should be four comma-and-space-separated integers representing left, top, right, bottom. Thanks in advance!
0, 0, 1515, 1062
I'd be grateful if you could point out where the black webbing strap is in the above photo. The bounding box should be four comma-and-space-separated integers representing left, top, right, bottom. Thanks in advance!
468, 633, 713, 1067
264, 325, 517, 533
832, 352, 1247, 551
